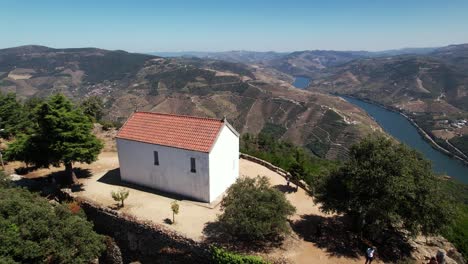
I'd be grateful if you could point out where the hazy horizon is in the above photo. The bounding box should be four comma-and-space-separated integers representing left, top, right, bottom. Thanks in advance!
2, 0, 468, 53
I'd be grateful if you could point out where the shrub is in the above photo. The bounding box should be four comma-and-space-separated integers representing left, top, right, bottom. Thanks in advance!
0, 185, 105, 263
99, 120, 122, 131
111, 188, 129, 207
218, 176, 295, 242
211, 246, 268, 264
171, 200, 179, 224
67, 201, 83, 215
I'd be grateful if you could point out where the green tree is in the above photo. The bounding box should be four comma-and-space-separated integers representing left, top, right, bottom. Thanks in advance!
0, 184, 104, 263
218, 176, 296, 242
171, 200, 179, 224
5, 94, 103, 183
315, 136, 454, 238
80, 96, 104, 122
111, 188, 129, 208
0, 92, 31, 137
240, 133, 338, 188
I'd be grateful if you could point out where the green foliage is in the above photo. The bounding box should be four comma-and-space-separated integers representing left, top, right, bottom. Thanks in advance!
171, 200, 179, 224
99, 120, 122, 131
211, 246, 268, 264
5, 94, 103, 182
315, 135, 455, 238
0, 171, 11, 188
259, 123, 286, 138
218, 176, 295, 242
0, 92, 32, 137
449, 135, 468, 157
443, 205, 468, 260
440, 179, 468, 260
80, 96, 104, 122
240, 133, 339, 189
111, 188, 129, 207
0, 185, 105, 263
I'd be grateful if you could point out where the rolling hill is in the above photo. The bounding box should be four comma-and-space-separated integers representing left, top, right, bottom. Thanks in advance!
0, 45, 382, 160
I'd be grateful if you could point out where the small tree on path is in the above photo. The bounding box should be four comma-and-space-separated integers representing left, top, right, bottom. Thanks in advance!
171, 200, 179, 224
111, 188, 129, 208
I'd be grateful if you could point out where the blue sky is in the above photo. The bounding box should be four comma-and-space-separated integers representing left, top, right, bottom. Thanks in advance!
1, 0, 468, 52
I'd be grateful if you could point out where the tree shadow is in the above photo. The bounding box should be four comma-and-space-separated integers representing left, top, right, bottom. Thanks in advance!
74, 168, 92, 179
98, 168, 198, 202
273, 184, 298, 194
290, 214, 363, 259
109, 203, 124, 210
290, 214, 413, 262
14, 166, 38, 175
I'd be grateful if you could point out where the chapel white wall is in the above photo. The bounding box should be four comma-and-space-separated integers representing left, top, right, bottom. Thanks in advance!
116, 138, 210, 202
208, 124, 239, 202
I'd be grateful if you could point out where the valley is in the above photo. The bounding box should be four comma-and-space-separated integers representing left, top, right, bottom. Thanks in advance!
0, 45, 382, 160
305, 44, 468, 160
2, 44, 468, 176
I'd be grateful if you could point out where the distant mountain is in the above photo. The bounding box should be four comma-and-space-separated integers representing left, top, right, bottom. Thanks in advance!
309, 44, 468, 111
370, 47, 438, 56
265, 50, 370, 78
0, 45, 381, 160
150, 47, 439, 78
149, 50, 286, 63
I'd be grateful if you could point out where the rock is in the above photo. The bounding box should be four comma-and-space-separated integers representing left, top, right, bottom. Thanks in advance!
99, 236, 123, 264
409, 236, 466, 264
9, 173, 23, 181
447, 249, 466, 264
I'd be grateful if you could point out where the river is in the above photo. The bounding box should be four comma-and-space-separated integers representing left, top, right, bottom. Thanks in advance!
292, 77, 468, 183
292, 76, 310, 89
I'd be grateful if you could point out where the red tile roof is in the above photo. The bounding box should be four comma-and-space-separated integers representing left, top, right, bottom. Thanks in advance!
116, 112, 225, 153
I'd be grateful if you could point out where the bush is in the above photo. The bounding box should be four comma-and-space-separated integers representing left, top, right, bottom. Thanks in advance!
0, 185, 105, 263
111, 188, 130, 207
99, 120, 122, 131
211, 246, 268, 264
218, 176, 295, 242
315, 135, 455, 238
240, 133, 339, 189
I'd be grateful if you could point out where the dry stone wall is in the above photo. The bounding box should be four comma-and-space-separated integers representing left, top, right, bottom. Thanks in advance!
60, 191, 211, 263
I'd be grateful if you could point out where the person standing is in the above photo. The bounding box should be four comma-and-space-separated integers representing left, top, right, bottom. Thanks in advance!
365, 247, 376, 264
436, 250, 446, 264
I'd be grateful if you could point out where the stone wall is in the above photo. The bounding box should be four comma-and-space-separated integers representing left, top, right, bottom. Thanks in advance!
61, 191, 211, 263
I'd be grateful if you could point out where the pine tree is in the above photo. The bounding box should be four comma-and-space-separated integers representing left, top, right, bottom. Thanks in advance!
6, 94, 103, 184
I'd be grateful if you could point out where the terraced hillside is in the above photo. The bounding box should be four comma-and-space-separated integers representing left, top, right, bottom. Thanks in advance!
308, 44, 468, 157
0, 45, 382, 159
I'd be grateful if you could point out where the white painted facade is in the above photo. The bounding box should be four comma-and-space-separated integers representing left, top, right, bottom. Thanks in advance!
116, 122, 239, 203
209, 124, 239, 201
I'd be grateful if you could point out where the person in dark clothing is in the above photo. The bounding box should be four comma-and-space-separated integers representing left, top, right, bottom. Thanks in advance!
365, 247, 376, 264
